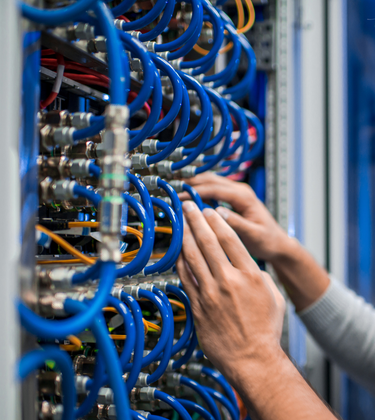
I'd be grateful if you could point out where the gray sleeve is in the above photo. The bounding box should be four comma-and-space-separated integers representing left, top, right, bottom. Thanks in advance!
298, 278, 375, 394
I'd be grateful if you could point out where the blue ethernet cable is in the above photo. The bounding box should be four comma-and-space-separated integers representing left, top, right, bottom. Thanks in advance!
144, 197, 181, 275
203, 23, 241, 85
177, 399, 215, 420
117, 194, 154, 277
128, 67, 163, 148
182, 184, 204, 210
172, 329, 198, 369
203, 387, 238, 420
72, 261, 101, 285
172, 109, 212, 171
219, 101, 248, 176
118, 31, 155, 116
177, 71, 210, 148
238, 109, 265, 162
165, 284, 193, 355
18, 346, 76, 420
64, 300, 131, 420
154, 0, 203, 58
132, 410, 148, 420
20, 0, 98, 25
110, 0, 136, 16
201, 366, 240, 420
156, 178, 183, 225
139, 0, 176, 41
120, 292, 145, 392
18, 261, 116, 340
185, 87, 228, 153
107, 296, 136, 368
116, 0, 167, 30
197, 113, 232, 174
222, 35, 257, 100
75, 353, 105, 418
179, 376, 221, 420
154, 390, 193, 420
72, 184, 101, 208
134, 289, 171, 369
149, 415, 167, 420
88, 162, 102, 179
127, 172, 155, 221
149, 54, 184, 135
72, 118, 106, 142
143, 289, 174, 384
93, 2, 127, 106
180, 0, 224, 74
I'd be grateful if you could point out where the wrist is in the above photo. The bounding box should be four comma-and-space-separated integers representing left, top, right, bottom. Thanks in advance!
271, 235, 302, 265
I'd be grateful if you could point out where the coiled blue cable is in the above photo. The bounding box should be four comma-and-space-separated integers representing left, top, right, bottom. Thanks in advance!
182, 184, 204, 210
180, 376, 221, 420
144, 197, 181, 274
172, 329, 198, 369
64, 300, 131, 420
201, 366, 240, 420
117, 0, 167, 30
72, 184, 101, 208
203, 386, 238, 420
154, 390, 193, 420
127, 173, 154, 221
177, 399, 215, 420
110, 0, 136, 16
139, 0, 176, 41
121, 292, 145, 392
72, 118, 105, 142
20, 0, 98, 25
18, 346, 76, 420
18, 261, 116, 339
88, 162, 102, 178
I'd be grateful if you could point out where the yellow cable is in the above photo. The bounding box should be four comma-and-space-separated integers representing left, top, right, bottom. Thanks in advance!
169, 299, 185, 311
102, 307, 160, 333
36, 224, 95, 265
60, 335, 82, 352
192, 0, 255, 55
36, 224, 143, 265
109, 334, 127, 340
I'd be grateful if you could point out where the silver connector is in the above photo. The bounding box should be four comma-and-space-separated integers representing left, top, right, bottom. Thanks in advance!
48, 267, 75, 289
186, 363, 203, 377
68, 22, 95, 41
122, 285, 139, 298
138, 283, 154, 292
142, 175, 160, 191
75, 376, 91, 394
139, 387, 156, 402
98, 388, 114, 405
111, 286, 124, 300
142, 140, 159, 155
166, 372, 182, 387
158, 196, 172, 206
192, 154, 205, 167
132, 154, 149, 169
105, 105, 129, 129
70, 159, 92, 178
51, 180, 76, 201
180, 165, 196, 178
142, 41, 155, 52
71, 113, 93, 129
53, 127, 76, 147
168, 180, 184, 193
156, 161, 173, 176
137, 411, 150, 418
152, 280, 167, 293
168, 147, 184, 162
87, 36, 107, 53
135, 373, 150, 387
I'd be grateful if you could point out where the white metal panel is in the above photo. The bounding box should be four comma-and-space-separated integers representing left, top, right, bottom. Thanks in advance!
327, 0, 348, 413
0, 0, 22, 419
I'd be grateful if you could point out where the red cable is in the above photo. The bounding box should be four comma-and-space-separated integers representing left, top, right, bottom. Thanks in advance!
40, 54, 65, 109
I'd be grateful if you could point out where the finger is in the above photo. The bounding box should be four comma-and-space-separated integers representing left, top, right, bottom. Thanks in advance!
182, 201, 232, 278
178, 191, 191, 202
185, 184, 254, 214
202, 207, 258, 272
176, 255, 199, 304
216, 206, 260, 239
181, 212, 217, 293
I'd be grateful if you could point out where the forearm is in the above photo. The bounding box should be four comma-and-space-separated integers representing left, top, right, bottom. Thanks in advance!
270, 237, 330, 312
226, 347, 336, 420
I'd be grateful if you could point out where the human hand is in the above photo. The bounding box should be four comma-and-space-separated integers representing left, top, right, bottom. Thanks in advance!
176, 200, 286, 380
179, 173, 291, 262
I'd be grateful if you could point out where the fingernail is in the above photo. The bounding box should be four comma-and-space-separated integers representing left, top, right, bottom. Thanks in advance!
216, 206, 229, 220
203, 207, 215, 217
182, 201, 196, 213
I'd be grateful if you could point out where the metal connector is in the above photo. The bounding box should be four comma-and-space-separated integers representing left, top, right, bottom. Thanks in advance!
139, 387, 156, 402
75, 376, 91, 394
53, 127, 76, 147
168, 180, 184, 193
111, 286, 124, 300
135, 373, 150, 387
168, 147, 184, 162
152, 280, 167, 293
166, 372, 182, 387
122, 285, 139, 298
142, 175, 160, 191
97, 388, 114, 405
132, 154, 149, 170
67, 22, 95, 41
142, 41, 155, 53
141, 140, 159, 155
87, 36, 107, 53
156, 161, 173, 176
71, 113, 93, 129
186, 363, 203, 377
138, 283, 154, 292
180, 165, 196, 178
192, 154, 205, 167
51, 180, 76, 201
69, 159, 92, 178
